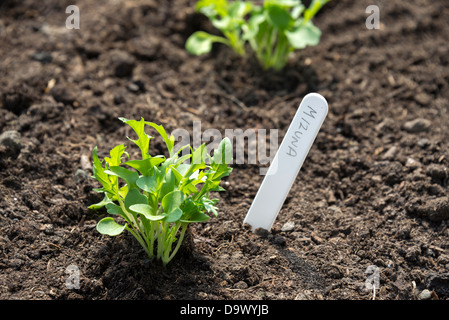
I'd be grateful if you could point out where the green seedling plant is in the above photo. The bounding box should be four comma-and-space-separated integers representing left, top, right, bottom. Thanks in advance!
186, 0, 253, 56
244, 0, 330, 70
89, 118, 233, 266
186, 0, 330, 71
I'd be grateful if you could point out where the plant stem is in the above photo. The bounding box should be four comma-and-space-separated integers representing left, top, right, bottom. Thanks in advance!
162, 223, 188, 267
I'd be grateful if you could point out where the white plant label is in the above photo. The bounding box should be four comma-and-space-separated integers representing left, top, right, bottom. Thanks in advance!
244, 93, 328, 231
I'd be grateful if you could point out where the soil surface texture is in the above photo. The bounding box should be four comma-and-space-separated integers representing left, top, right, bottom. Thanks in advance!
1, 0, 448, 300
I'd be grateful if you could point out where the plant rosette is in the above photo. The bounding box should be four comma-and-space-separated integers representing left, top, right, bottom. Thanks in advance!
186, 0, 330, 70
89, 118, 233, 266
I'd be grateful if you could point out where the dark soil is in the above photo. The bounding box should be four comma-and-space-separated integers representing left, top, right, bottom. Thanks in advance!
1, 0, 448, 300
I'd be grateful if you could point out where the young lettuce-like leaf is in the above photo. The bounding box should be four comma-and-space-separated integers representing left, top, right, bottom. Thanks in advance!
162, 190, 185, 215
265, 3, 292, 31
129, 203, 165, 221
136, 175, 158, 193
96, 217, 126, 236
186, 31, 230, 56
124, 156, 165, 176
285, 20, 322, 49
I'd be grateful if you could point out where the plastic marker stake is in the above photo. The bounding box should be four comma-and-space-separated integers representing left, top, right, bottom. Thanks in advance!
244, 93, 328, 232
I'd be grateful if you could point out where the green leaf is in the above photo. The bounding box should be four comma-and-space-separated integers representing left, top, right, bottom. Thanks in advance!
181, 211, 210, 223
162, 190, 185, 214
211, 137, 233, 181
196, 0, 229, 17
291, 3, 305, 19
124, 156, 165, 176
186, 31, 229, 56
96, 217, 126, 236
211, 15, 235, 31
285, 20, 321, 49
105, 166, 139, 189
228, 1, 253, 18
124, 188, 148, 212
104, 144, 126, 167
146, 122, 176, 157
212, 137, 233, 165
105, 203, 124, 215
160, 169, 176, 200
242, 12, 265, 40
266, 0, 301, 7
129, 203, 165, 221
188, 144, 208, 174
265, 3, 292, 30
88, 194, 112, 210
119, 117, 152, 159
164, 207, 183, 223
201, 198, 219, 216
136, 176, 158, 193
92, 146, 114, 194
304, 0, 329, 22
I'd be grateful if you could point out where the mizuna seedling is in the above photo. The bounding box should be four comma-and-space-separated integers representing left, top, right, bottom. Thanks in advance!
244, 93, 328, 231
89, 118, 233, 266
186, 0, 330, 70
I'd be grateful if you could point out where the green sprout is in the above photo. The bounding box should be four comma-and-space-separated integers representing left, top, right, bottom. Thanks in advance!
186, 0, 253, 56
89, 118, 233, 266
186, 0, 330, 71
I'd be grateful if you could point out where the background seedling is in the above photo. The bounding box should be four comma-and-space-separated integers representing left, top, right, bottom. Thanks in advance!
186, 0, 253, 56
89, 118, 233, 266
186, 0, 330, 70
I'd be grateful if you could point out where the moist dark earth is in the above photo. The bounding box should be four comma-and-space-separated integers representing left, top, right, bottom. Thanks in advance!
0, 0, 448, 300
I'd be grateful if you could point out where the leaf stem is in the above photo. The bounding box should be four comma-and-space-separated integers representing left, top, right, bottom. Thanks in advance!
163, 223, 188, 267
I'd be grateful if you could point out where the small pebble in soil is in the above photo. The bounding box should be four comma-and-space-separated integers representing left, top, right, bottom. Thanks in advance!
403, 118, 431, 133
419, 289, 432, 300
281, 221, 295, 232
0, 130, 21, 158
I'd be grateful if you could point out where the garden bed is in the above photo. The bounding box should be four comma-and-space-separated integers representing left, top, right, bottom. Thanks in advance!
0, 0, 448, 300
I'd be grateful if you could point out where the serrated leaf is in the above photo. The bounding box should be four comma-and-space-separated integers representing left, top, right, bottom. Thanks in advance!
105, 144, 126, 167
119, 117, 152, 159
201, 198, 219, 216
146, 122, 175, 157
92, 146, 114, 194
96, 217, 126, 236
